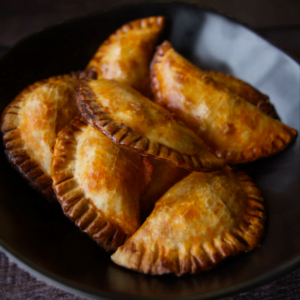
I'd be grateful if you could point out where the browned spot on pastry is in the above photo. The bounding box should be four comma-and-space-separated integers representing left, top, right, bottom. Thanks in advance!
231, 232, 249, 248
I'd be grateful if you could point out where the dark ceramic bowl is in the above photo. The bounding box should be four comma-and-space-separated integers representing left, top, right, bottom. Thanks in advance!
0, 2, 299, 300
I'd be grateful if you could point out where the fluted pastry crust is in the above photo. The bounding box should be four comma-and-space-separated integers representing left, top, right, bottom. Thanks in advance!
206, 70, 279, 119
86, 16, 165, 97
1, 72, 93, 200
77, 78, 225, 172
151, 41, 297, 163
111, 166, 265, 276
51, 116, 148, 251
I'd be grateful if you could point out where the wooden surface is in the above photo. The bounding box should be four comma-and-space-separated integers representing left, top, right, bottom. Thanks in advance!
0, 0, 300, 299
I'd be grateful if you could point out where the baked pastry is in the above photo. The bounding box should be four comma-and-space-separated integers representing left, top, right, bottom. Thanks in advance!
140, 158, 189, 218
77, 78, 225, 172
51, 116, 150, 251
111, 166, 265, 276
86, 16, 165, 97
206, 70, 279, 119
0, 72, 93, 200
151, 41, 297, 163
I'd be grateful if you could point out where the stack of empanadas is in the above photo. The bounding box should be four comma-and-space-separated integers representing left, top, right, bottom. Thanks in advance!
1, 16, 297, 276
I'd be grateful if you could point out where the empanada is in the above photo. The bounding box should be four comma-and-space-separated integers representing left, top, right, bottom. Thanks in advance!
86, 16, 165, 98
140, 158, 190, 218
51, 116, 149, 251
206, 70, 279, 119
77, 78, 225, 172
1, 72, 93, 200
151, 41, 297, 163
111, 167, 265, 276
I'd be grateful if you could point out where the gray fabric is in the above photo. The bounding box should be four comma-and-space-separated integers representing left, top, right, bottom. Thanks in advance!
0, 251, 90, 300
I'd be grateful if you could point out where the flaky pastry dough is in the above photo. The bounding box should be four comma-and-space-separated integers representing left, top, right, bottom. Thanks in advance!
151, 41, 297, 163
86, 16, 164, 97
140, 158, 190, 218
112, 167, 265, 276
1, 72, 93, 200
207, 70, 279, 119
76, 78, 225, 172
51, 116, 149, 251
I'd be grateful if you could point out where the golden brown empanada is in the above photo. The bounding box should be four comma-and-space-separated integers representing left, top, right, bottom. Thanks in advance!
86, 16, 165, 98
51, 116, 149, 251
0, 72, 93, 200
140, 158, 190, 218
111, 166, 265, 276
77, 78, 225, 172
206, 70, 279, 119
151, 41, 297, 163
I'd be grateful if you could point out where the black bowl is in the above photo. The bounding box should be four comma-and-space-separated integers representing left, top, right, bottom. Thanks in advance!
0, 2, 299, 300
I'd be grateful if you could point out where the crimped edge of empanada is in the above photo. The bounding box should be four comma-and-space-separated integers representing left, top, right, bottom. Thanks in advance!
0, 71, 96, 201
206, 70, 279, 119
51, 115, 127, 251
151, 41, 297, 163
112, 167, 265, 276
86, 16, 165, 72
151, 40, 173, 106
77, 78, 223, 172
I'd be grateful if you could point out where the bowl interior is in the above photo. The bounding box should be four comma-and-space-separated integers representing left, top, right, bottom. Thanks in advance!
0, 2, 299, 300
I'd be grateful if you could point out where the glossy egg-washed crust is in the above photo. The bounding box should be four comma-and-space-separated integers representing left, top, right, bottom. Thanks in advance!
1, 71, 96, 201
111, 167, 265, 276
77, 78, 225, 172
151, 41, 297, 164
86, 16, 165, 98
206, 71, 279, 119
51, 116, 148, 251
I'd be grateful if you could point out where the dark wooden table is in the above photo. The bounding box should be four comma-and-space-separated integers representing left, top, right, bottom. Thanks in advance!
0, 0, 300, 299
